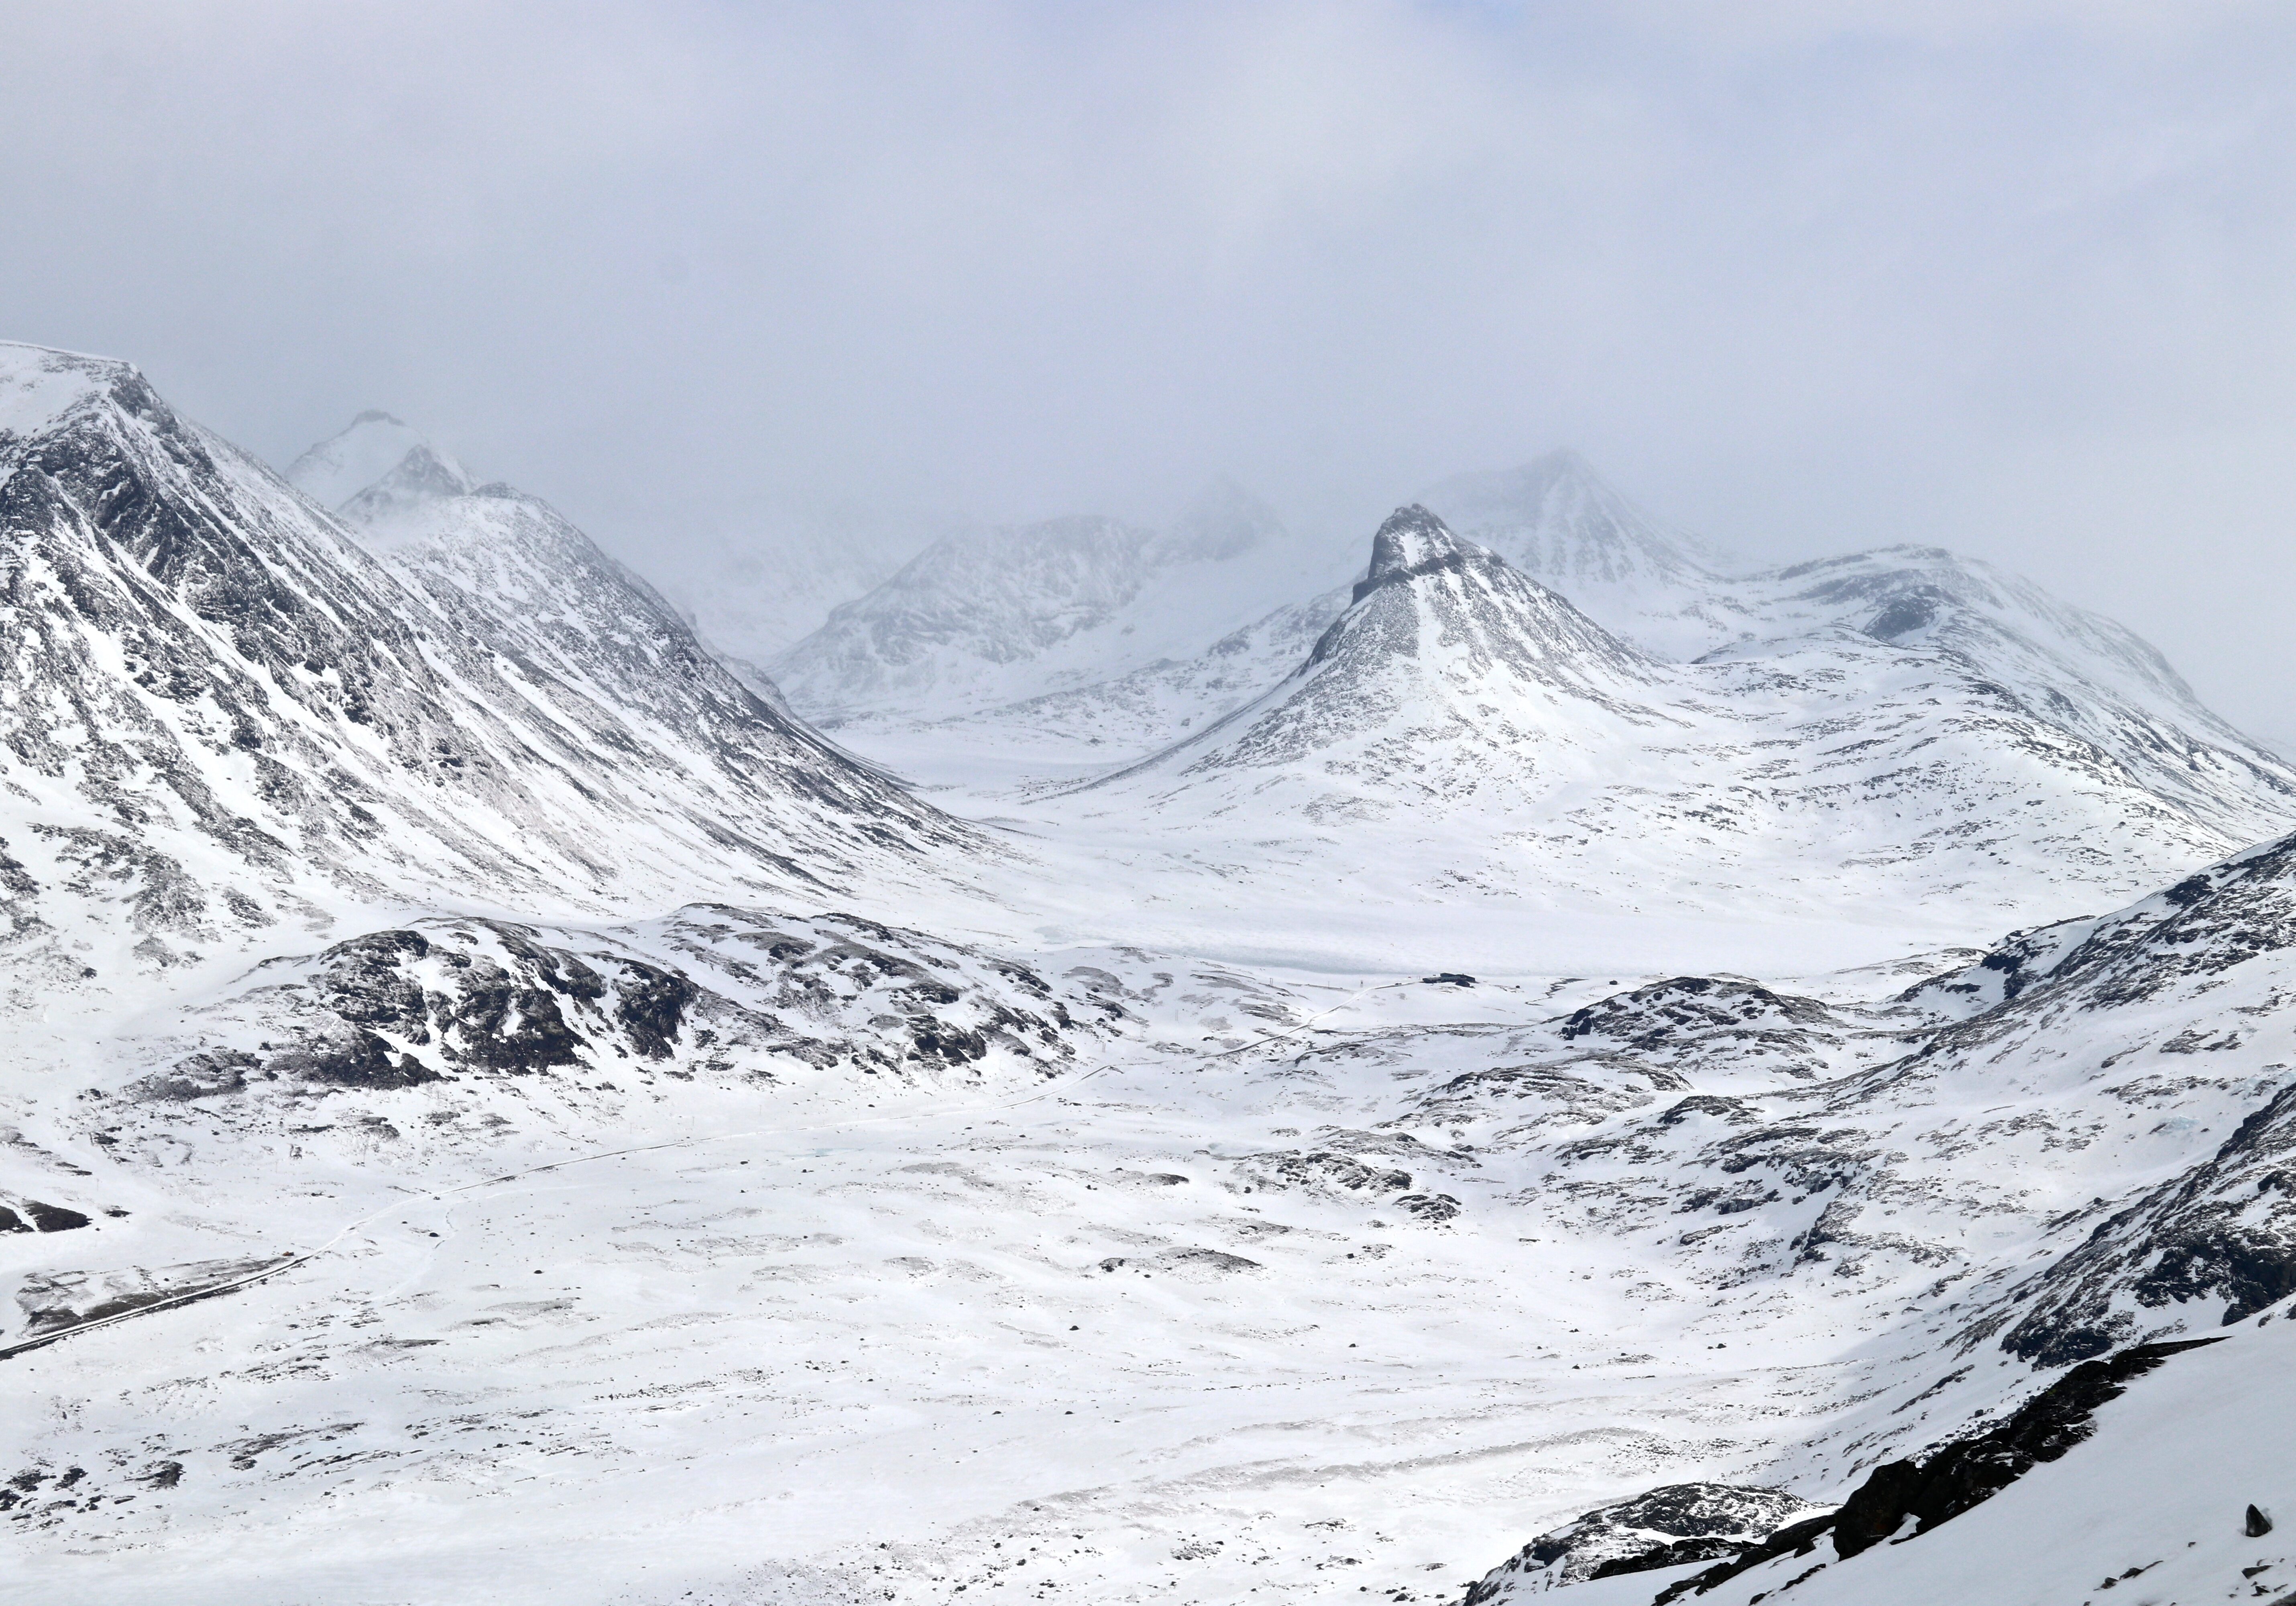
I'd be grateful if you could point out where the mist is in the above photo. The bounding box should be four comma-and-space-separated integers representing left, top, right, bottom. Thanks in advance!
5, 1, 2292, 732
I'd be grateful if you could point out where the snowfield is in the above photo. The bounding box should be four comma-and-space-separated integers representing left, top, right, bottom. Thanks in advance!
6, 342, 2296, 1606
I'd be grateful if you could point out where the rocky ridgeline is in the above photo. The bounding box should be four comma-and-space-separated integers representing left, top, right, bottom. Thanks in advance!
0, 345, 961, 1007
1461, 1336, 2229, 1604
85, 906, 1128, 1175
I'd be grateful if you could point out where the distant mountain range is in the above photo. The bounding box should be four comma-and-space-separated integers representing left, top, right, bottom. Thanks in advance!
8, 338, 2296, 1606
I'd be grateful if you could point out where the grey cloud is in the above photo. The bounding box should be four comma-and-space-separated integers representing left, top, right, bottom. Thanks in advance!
3, 0, 2291, 732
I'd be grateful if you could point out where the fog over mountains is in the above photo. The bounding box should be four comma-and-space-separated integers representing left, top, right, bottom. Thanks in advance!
9, 342, 2296, 1606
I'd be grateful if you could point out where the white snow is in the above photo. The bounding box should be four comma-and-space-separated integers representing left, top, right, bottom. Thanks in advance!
6, 344, 2296, 1606
285, 410, 469, 511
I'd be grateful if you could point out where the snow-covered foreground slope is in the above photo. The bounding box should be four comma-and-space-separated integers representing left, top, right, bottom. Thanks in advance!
11, 827, 2296, 1602
1648, 1321, 2296, 1606
0, 348, 963, 1019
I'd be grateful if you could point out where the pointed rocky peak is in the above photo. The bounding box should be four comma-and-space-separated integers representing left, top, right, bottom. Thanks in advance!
286, 412, 474, 519
1158, 475, 1285, 563
1351, 503, 1483, 603
1299, 502, 1651, 689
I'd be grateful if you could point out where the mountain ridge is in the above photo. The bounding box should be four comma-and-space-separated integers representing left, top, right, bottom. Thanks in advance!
0, 347, 963, 1012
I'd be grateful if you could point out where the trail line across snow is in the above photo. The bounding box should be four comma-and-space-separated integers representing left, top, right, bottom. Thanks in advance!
0, 976, 1447, 1362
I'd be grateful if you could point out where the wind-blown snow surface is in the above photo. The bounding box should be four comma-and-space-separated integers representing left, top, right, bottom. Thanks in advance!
21, 833, 2296, 1604
12, 344, 2296, 1606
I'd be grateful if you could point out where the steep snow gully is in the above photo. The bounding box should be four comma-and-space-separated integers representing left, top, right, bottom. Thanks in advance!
6, 341, 2296, 1606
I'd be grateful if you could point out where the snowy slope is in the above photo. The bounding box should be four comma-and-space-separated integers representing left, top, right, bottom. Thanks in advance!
17, 832, 2296, 1604
1419, 450, 1752, 661
1429, 829, 2296, 1602
0, 347, 959, 1013
639, 502, 948, 664
1431, 454, 2296, 852
1639, 1319, 2296, 1606
769, 478, 1359, 729
1041, 506, 2296, 931
295, 416, 966, 886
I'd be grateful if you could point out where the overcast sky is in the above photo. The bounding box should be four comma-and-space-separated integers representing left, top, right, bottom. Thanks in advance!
6, 2, 2293, 731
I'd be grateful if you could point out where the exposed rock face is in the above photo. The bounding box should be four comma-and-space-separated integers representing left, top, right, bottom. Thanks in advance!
1860, 832, 2296, 1366
1555, 978, 1853, 1081
13, 1256, 285, 1339
96, 904, 1125, 1168
0, 1198, 91, 1234
1642, 1337, 2223, 1604
0, 346, 963, 1003
1988, 1084, 2296, 1367
1909, 833, 2296, 1020
1459, 1482, 1826, 1599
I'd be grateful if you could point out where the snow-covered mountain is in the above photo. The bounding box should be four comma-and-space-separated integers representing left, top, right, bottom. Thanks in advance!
640, 501, 949, 664
768, 477, 1359, 728
1046, 505, 2296, 927
780, 454, 2296, 922
15, 338, 2296, 1606
1418, 449, 1751, 660
1423, 455, 2294, 848
285, 410, 476, 522
0, 347, 957, 1008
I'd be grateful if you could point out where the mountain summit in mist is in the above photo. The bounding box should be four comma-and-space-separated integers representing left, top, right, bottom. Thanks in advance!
9, 341, 2296, 1606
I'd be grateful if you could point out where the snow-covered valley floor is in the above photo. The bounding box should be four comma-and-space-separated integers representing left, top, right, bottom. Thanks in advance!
12, 346, 2296, 1606
11, 960, 1974, 1605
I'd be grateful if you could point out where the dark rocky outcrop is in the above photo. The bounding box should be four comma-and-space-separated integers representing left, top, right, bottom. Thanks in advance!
0, 1199, 93, 1233
111, 907, 1118, 1148
1651, 1337, 2223, 1602
1461, 1482, 1825, 1600
1992, 1084, 2296, 1367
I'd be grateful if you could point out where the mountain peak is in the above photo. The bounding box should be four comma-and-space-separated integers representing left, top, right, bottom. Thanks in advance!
1353, 503, 1476, 603
1420, 451, 1727, 586
1160, 475, 1284, 562
286, 412, 473, 518
0, 341, 159, 443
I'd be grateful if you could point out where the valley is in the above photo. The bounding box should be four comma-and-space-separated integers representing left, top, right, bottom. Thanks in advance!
6, 341, 2296, 1606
